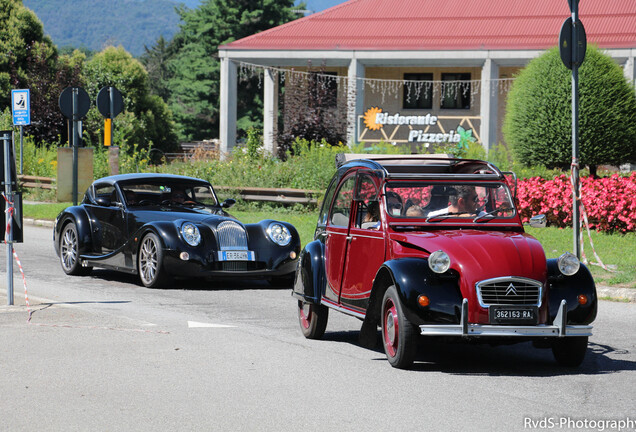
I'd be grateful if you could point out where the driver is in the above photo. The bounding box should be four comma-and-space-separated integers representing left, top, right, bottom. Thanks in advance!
171, 188, 188, 203
427, 185, 480, 217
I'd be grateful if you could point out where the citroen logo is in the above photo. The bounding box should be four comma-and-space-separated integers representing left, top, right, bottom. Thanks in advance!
505, 283, 518, 296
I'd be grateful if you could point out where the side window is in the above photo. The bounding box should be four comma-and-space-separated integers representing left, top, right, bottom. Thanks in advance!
93, 184, 116, 205
318, 176, 338, 226
328, 176, 356, 227
355, 174, 380, 229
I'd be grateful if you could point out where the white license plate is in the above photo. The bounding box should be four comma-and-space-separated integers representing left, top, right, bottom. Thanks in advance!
490, 306, 537, 324
218, 251, 255, 261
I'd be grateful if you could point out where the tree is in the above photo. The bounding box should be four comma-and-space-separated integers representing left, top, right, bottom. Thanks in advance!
503, 46, 636, 176
83, 46, 178, 153
166, 0, 298, 141
140, 35, 174, 101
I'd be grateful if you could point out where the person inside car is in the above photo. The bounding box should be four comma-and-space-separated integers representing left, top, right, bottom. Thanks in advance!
427, 185, 481, 218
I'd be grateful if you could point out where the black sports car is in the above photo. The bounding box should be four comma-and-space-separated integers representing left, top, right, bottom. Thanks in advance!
54, 173, 300, 287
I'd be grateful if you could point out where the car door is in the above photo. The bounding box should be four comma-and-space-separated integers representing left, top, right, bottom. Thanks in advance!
323, 174, 356, 303
340, 171, 385, 312
86, 183, 128, 256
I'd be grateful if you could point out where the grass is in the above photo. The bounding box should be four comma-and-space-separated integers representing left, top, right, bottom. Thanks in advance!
24, 203, 634, 288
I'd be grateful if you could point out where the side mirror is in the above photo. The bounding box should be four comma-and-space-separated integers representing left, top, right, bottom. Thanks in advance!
221, 198, 236, 209
529, 214, 547, 228
95, 196, 111, 207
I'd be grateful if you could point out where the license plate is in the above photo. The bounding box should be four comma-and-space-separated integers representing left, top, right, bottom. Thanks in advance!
489, 306, 538, 325
218, 251, 255, 261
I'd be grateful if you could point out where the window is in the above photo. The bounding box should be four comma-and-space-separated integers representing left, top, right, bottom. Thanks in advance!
441, 73, 471, 109
403, 73, 433, 109
309, 71, 338, 109
318, 177, 339, 226
328, 176, 356, 227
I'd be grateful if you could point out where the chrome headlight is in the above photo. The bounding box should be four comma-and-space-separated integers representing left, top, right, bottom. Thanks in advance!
267, 222, 292, 246
181, 222, 201, 246
429, 250, 451, 274
558, 252, 580, 276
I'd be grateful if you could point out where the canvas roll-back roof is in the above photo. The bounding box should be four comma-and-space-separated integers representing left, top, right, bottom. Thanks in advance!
337, 154, 503, 180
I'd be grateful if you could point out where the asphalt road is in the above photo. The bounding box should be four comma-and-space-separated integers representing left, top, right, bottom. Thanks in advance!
0, 225, 634, 431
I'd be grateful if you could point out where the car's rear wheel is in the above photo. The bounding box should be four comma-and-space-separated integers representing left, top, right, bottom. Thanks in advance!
138, 233, 170, 288
298, 300, 328, 339
381, 285, 418, 369
552, 336, 588, 367
59, 222, 92, 276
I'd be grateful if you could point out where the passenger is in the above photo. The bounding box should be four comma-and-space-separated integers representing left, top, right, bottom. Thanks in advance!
362, 201, 381, 229
124, 190, 137, 206
405, 205, 425, 217
386, 191, 403, 216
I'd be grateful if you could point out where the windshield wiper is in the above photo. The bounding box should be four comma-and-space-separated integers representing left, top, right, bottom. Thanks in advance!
473, 207, 513, 223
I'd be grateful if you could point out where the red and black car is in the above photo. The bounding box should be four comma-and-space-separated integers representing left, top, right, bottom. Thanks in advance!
292, 155, 597, 369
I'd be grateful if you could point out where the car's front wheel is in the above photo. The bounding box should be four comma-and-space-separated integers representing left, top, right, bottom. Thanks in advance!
552, 336, 588, 367
59, 222, 92, 276
298, 300, 328, 339
381, 285, 418, 369
138, 233, 170, 288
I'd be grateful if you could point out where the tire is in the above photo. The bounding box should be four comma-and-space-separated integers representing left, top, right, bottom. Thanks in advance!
552, 336, 588, 367
298, 300, 328, 339
138, 233, 171, 288
59, 222, 92, 276
381, 285, 418, 369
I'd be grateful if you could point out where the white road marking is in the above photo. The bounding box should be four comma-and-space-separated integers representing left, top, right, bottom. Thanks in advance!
187, 321, 236, 328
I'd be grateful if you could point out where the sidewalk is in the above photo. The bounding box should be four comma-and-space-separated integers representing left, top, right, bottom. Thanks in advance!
21, 216, 636, 302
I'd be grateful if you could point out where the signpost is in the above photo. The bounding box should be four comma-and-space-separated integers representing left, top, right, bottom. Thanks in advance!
11, 89, 30, 174
96, 86, 124, 175
58, 87, 90, 205
559, 0, 586, 259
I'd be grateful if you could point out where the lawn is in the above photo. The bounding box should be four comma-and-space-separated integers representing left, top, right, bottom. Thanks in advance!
24, 203, 635, 288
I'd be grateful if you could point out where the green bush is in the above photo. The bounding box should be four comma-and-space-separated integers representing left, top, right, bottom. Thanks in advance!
503, 46, 636, 175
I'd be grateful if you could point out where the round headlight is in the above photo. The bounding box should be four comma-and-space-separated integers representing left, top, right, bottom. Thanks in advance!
181, 222, 201, 246
558, 252, 580, 276
267, 222, 292, 246
428, 250, 451, 274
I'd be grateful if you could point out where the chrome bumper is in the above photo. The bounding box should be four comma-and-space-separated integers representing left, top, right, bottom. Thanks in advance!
419, 299, 593, 337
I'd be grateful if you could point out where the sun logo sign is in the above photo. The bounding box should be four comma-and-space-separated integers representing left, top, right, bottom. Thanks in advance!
363, 107, 383, 131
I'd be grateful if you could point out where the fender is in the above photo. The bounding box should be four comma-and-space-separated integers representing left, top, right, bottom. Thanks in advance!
54, 207, 93, 256
547, 260, 597, 325
366, 258, 463, 328
291, 239, 325, 304
245, 220, 302, 270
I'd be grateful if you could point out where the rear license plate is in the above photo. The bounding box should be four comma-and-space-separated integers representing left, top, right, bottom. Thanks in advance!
218, 251, 255, 261
489, 306, 538, 325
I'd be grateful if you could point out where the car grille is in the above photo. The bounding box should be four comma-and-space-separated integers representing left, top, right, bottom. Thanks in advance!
216, 221, 248, 250
476, 277, 542, 307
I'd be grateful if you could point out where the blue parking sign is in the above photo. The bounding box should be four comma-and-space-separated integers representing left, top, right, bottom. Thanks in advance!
11, 89, 30, 126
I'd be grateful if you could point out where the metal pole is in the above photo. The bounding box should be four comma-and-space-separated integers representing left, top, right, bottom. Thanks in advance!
109, 86, 114, 145
571, 2, 581, 259
72, 88, 78, 206
19, 126, 23, 175
2, 131, 14, 305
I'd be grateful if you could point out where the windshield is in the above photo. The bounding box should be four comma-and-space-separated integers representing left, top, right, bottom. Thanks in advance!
385, 182, 515, 221
118, 181, 218, 207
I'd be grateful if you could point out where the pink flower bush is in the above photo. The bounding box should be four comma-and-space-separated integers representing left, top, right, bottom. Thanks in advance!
516, 173, 636, 233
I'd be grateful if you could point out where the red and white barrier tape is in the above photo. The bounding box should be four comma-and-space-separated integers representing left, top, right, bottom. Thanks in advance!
570, 160, 614, 272
2, 193, 168, 333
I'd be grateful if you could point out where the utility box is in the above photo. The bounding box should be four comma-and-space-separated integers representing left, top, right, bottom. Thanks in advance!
57, 147, 93, 202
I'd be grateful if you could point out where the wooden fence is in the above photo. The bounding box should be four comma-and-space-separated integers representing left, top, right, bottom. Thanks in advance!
18, 176, 319, 205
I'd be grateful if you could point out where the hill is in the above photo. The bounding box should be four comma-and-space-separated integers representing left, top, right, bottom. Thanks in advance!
23, 0, 184, 56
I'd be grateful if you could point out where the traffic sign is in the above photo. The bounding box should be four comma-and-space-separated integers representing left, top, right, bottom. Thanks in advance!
559, 17, 587, 70
58, 87, 91, 119
97, 86, 124, 118
11, 89, 30, 126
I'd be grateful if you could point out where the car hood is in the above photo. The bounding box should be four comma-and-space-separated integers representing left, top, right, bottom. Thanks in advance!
131, 207, 235, 227
391, 229, 547, 282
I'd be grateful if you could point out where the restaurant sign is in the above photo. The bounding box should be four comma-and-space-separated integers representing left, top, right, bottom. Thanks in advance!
359, 106, 480, 147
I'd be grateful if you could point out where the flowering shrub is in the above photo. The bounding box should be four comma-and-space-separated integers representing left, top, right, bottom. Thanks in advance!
517, 173, 636, 233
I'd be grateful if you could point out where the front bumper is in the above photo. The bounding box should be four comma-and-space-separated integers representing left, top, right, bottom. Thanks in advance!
419, 299, 593, 337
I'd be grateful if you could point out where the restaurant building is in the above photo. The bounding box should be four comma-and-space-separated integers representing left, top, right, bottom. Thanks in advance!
218, 0, 636, 155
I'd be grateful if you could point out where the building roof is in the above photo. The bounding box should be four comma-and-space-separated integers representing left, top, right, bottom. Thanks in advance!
221, 0, 636, 51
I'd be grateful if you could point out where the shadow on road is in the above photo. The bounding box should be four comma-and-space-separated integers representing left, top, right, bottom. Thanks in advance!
323, 330, 635, 376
